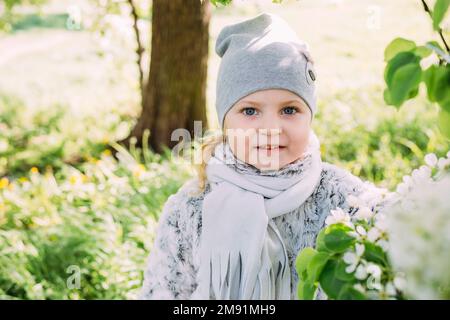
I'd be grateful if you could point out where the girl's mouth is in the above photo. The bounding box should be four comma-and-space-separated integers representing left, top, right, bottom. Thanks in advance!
256, 145, 286, 151
257, 145, 286, 149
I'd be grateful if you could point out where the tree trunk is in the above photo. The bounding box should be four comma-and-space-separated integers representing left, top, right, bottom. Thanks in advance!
125, 0, 211, 155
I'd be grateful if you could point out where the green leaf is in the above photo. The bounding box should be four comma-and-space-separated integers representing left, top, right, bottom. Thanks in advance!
362, 241, 388, 267
433, 0, 450, 31
337, 285, 367, 300
315, 228, 332, 253
388, 62, 422, 107
423, 65, 450, 112
408, 87, 420, 100
307, 252, 330, 283
438, 109, 450, 139
295, 247, 317, 281
296, 248, 320, 300
434, 67, 450, 113
384, 51, 421, 87
413, 45, 433, 58
384, 38, 416, 61
424, 65, 440, 102
297, 280, 317, 300
323, 224, 356, 253
319, 259, 347, 299
439, 96, 450, 113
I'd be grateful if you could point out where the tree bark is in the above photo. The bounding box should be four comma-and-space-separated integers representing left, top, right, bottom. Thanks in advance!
124, 0, 211, 155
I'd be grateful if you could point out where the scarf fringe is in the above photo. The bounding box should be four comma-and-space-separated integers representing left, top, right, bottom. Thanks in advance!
208, 247, 290, 299
210, 250, 241, 299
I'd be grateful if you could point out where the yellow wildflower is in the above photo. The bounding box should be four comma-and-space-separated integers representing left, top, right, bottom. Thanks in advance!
69, 175, 78, 185
0, 177, 9, 189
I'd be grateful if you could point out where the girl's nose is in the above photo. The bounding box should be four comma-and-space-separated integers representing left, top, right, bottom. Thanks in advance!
258, 127, 282, 137
257, 115, 282, 136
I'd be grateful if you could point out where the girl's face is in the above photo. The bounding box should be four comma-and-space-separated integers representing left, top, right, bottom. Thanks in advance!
223, 89, 312, 171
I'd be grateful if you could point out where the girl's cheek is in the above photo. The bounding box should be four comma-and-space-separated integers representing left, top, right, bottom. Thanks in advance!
294, 131, 311, 154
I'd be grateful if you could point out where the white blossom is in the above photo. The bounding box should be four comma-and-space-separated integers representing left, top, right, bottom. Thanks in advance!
356, 225, 367, 236
367, 227, 381, 242
396, 182, 409, 195
343, 243, 365, 274
366, 275, 382, 291
343, 252, 359, 273
438, 157, 450, 170
355, 243, 365, 256
366, 263, 382, 279
424, 153, 438, 167
402, 175, 412, 184
354, 206, 374, 220
387, 152, 450, 299
347, 194, 361, 208
374, 213, 387, 231
343, 251, 358, 264
325, 208, 352, 227
355, 264, 368, 280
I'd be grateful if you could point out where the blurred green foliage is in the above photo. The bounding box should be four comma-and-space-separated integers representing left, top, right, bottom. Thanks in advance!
0, 94, 132, 177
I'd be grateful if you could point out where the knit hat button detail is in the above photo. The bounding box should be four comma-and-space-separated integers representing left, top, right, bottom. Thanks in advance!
306, 60, 316, 84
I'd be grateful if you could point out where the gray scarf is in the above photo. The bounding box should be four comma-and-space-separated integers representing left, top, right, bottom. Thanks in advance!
191, 131, 323, 300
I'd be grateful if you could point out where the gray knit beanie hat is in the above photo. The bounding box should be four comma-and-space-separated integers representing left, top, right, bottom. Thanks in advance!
215, 12, 317, 129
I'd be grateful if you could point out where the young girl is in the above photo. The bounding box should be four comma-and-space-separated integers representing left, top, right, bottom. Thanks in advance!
139, 12, 388, 300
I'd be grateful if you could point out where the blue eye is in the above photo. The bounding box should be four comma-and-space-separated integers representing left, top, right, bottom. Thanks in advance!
283, 106, 298, 115
242, 107, 257, 116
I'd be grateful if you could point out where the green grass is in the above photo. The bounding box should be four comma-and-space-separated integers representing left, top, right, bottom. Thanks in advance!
0, 140, 194, 299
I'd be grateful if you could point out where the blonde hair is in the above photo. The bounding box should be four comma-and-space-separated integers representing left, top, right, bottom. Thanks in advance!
194, 132, 226, 194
